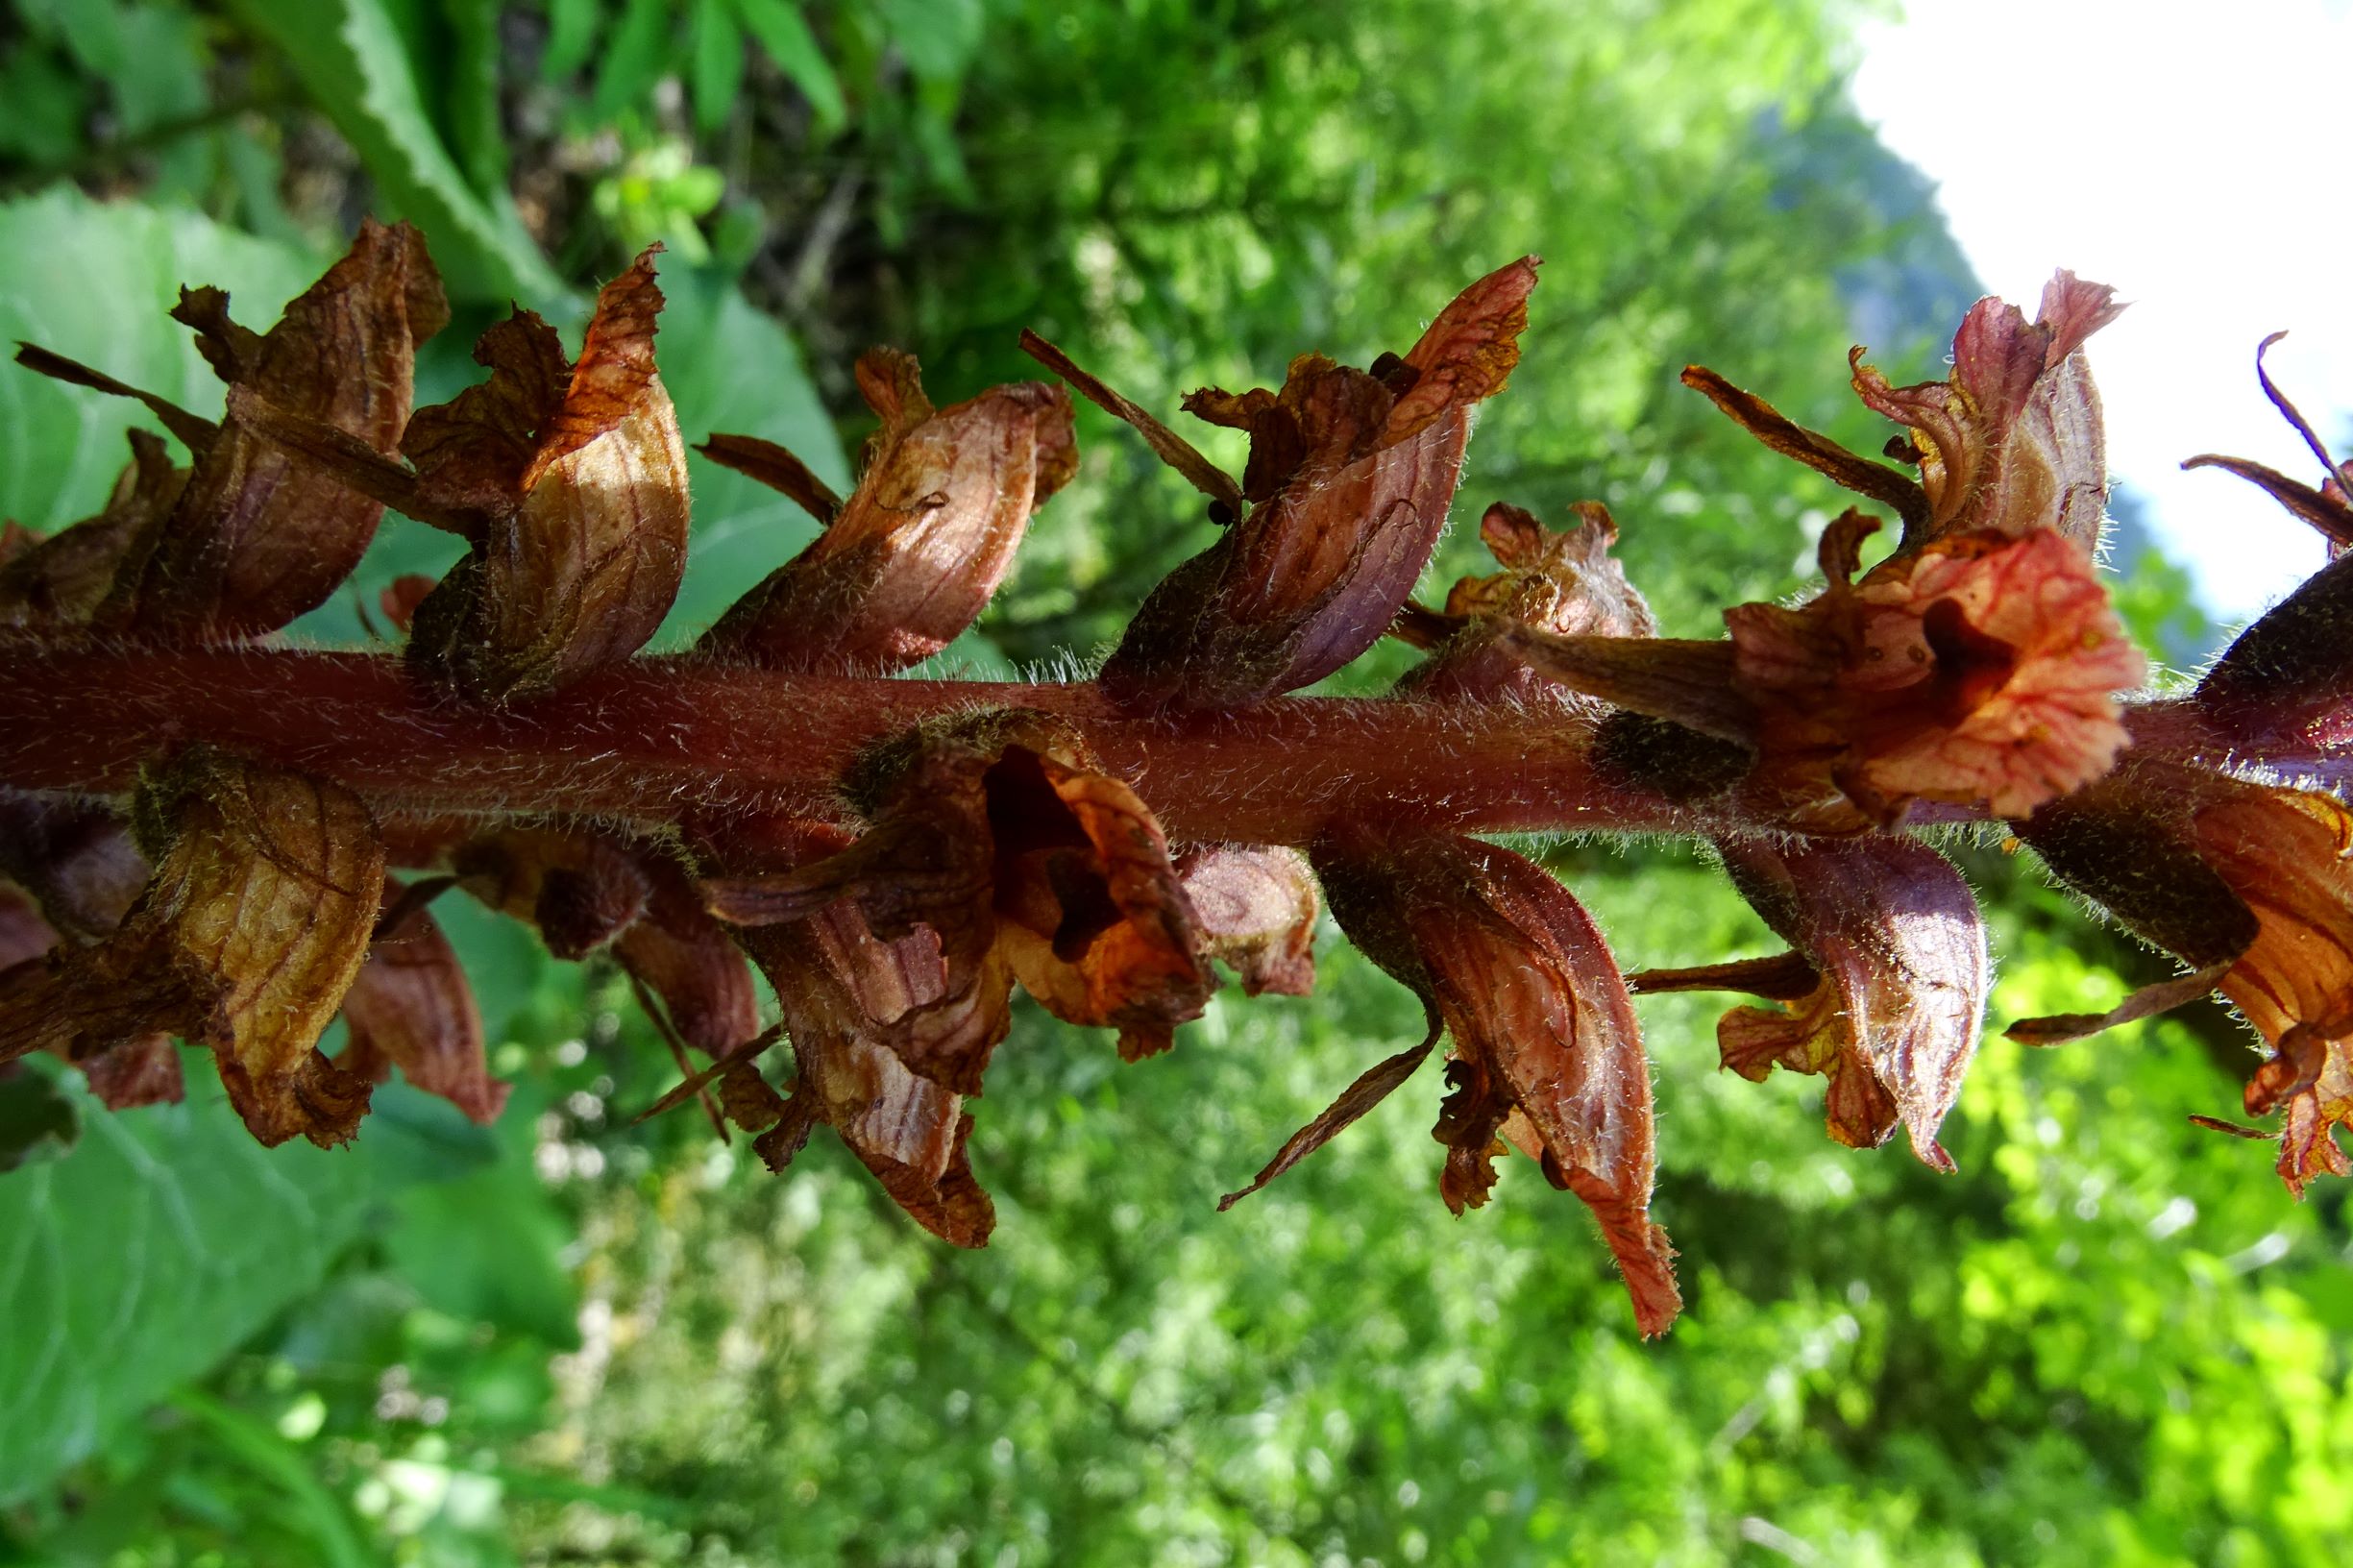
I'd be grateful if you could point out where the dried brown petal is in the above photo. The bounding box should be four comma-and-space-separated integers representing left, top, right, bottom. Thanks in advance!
740, 913, 997, 1246
1177, 845, 1319, 997
0, 750, 384, 1147
1095, 258, 1539, 711
21, 221, 449, 640
455, 828, 651, 959
339, 876, 505, 1124
0, 430, 185, 631
699, 355, 1077, 673
79, 1035, 184, 1109
405, 250, 689, 700
1850, 271, 2121, 550
1703, 836, 1989, 1170
1315, 831, 1679, 1336
985, 747, 1210, 1062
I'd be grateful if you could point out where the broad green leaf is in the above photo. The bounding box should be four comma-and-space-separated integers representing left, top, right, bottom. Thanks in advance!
733, 0, 846, 135
0, 1065, 496, 1505
872, 0, 982, 85
224, 0, 566, 306
0, 188, 322, 533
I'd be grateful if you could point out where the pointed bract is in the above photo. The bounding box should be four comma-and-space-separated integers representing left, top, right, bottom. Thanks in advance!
1313, 830, 1679, 1336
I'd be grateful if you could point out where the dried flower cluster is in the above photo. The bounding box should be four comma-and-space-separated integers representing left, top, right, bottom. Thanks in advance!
2, 226, 2346, 1336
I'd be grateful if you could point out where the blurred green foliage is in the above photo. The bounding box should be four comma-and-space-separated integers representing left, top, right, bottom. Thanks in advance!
3, 1, 2346, 1565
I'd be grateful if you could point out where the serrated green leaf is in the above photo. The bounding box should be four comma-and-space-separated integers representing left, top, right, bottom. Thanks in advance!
0, 1066, 496, 1505
225, 0, 566, 306
441, 0, 510, 193
732, 0, 845, 135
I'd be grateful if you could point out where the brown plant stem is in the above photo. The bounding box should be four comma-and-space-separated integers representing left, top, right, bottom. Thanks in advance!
0, 641, 2293, 847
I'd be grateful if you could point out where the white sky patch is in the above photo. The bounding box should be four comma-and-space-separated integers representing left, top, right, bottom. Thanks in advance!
1851, 0, 2353, 626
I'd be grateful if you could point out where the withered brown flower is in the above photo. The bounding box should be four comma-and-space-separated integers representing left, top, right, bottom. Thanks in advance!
234, 248, 689, 702
1242, 830, 1681, 1337
1637, 835, 1989, 1170
12, 219, 447, 641
1028, 257, 1540, 710
699, 349, 1078, 673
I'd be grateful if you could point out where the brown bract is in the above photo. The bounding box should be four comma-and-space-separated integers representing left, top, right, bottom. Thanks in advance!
0, 431, 185, 630
340, 877, 506, 1124
1638, 835, 1989, 1171
0, 749, 384, 1147
699, 350, 1077, 673
1307, 830, 1680, 1337
1064, 257, 1538, 711
1726, 511, 2143, 829
1686, 270, 2120, 552
14, 219, 446, 640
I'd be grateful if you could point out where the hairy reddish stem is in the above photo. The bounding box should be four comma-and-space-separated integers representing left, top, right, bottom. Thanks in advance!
0, 643, 2294, 848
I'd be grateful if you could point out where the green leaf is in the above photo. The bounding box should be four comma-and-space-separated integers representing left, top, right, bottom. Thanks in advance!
649, 267, 850, 639
224, 0, 567, 306
0, 188, 323, 533
0, 1066, 496, 1506
0, 1068, 80, 1173
691, 0, 748, 135
538, 0, 604, 82
590, 0, 675, 124
732, 0, 845, 135
440, 0, 511, 193
385, 1153, 581, 1348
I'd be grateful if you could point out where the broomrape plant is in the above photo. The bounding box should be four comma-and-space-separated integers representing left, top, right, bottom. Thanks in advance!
1, 225, 2344, 1337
